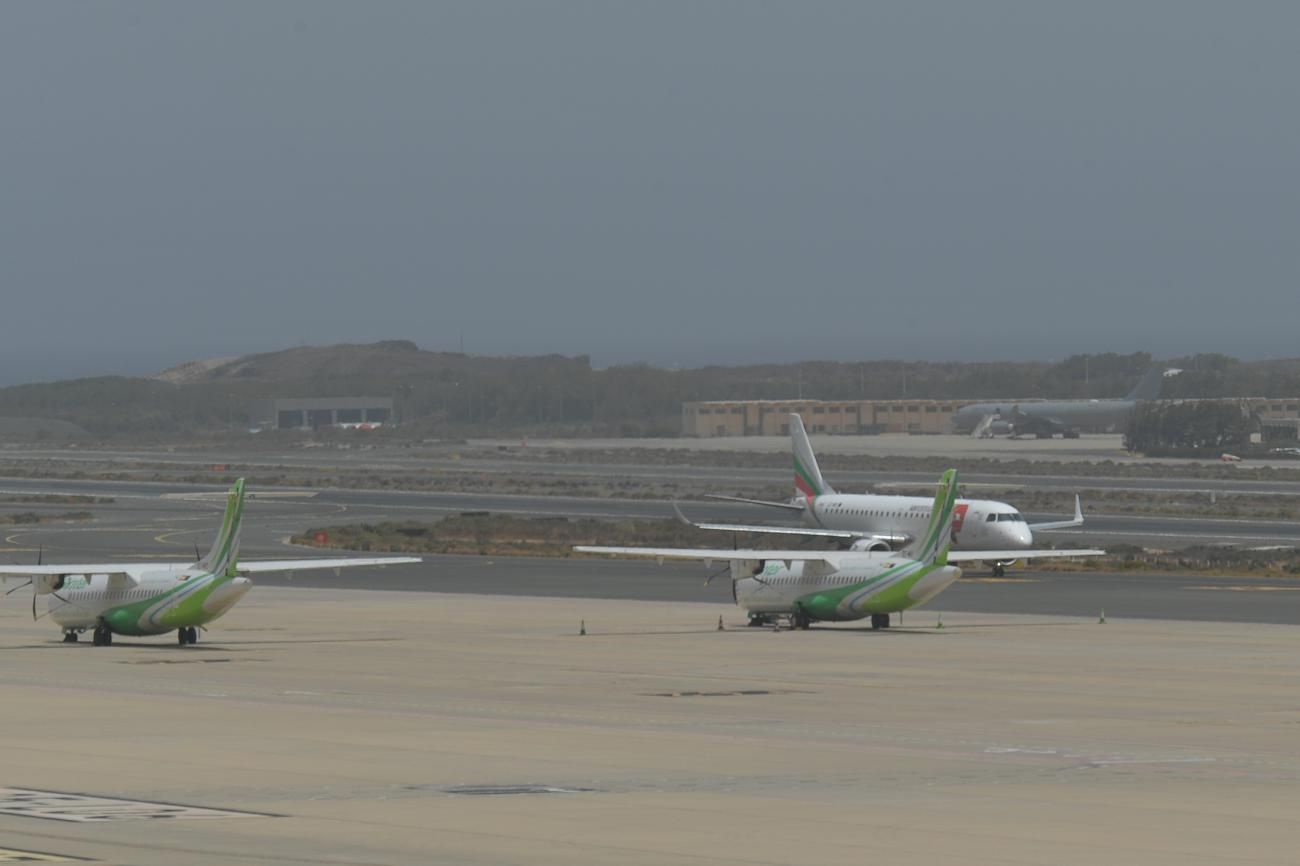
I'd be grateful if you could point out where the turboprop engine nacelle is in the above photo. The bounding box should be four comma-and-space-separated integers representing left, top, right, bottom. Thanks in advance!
32, 574, 66, 594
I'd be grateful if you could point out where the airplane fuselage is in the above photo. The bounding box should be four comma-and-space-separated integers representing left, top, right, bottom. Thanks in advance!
953, 399, 1136, 434
802, 493, 1033, 550
47, 569, 252, 636
735, 556, 962, 621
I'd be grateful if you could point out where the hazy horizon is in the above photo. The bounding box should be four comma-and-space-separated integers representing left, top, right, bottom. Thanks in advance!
3, 3, 1296, 385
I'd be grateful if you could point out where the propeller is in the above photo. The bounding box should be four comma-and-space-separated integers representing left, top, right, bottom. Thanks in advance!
3, 580, 31, 597
702, 564, 730, 587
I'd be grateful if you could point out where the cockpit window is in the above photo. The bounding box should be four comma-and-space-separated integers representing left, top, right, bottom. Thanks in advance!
994, 512, 1026, 522
986, 513, 997, 522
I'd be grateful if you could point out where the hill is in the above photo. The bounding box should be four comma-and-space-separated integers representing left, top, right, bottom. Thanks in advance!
0, 344, 1297, 440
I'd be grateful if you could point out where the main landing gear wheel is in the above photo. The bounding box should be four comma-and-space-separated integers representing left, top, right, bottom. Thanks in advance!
791, 609, 812, 630
870, 613, 891, 630
178, 627, 198, 645
992, 564, 1006, 577
62, 631, 78, 643
92, 624, 112, 646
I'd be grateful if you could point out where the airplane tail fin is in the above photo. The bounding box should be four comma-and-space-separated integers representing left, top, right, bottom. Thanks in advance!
913, 469, 960, 566
196, 479, 246, 577
1126, 365, 1166, 401
790, 414, 835, 500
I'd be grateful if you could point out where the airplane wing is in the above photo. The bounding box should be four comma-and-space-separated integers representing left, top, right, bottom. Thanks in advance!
672, 502, 909, 546
701, 494, 805, 513
1028, 495, 1085, 532
0, 564, 150, 581
946, 548, 1105, 562
235, 557, 421, 574
574, 545, 853, 574
0, 558, 420, 581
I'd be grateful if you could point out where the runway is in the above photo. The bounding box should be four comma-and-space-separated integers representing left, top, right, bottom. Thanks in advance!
4, 440, 1300, 495
3, 475, 1300, 550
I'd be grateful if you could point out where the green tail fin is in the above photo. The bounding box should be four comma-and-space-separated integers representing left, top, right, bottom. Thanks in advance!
913, 469, 960, 565
196, 478, 245, 576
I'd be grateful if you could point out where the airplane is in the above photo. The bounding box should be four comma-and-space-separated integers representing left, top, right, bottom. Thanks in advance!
0, 479, 420, 646
953, 365, 1170, 438
685, 413, 1097, 576
580, 469, 1098, 629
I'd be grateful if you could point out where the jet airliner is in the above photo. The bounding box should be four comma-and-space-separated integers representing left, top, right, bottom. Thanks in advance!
686, 414, 1096, 575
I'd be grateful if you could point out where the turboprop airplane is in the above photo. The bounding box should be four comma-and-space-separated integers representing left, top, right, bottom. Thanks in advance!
0, 479, 420, 646
581, 469, 1089, 629
688, 413, 1096, 576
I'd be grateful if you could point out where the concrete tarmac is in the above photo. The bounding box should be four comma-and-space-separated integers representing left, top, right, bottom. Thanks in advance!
1, 589, 1298, 865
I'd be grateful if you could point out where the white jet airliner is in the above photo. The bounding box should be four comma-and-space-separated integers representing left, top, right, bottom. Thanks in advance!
686, 414, 1094, 575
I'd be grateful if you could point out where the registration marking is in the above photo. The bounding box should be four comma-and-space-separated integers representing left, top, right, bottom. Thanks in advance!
0, 788, 273, 823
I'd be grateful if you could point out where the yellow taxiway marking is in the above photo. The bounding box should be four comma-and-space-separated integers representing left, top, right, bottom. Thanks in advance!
1187, 585, 1300, 592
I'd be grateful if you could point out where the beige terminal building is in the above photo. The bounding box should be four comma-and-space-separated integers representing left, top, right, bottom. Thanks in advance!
682, 400, 962, 436
682, 398, 1300, 438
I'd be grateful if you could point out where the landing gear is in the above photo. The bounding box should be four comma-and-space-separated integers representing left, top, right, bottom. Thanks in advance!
870, 613, 891, 630
991, 563, 1006, 577
177, 626, 198, 645
62, 631, 78, 643
92, 624, 113, 646
791, 608, 812, 630
747, 614, 772, 628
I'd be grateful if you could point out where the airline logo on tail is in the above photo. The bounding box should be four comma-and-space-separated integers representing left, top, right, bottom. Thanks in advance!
789, 414, 834, 502
794, 455, 822, 501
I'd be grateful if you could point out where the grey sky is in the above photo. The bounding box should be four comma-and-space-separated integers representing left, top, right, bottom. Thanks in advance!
1, 2, 1296, 384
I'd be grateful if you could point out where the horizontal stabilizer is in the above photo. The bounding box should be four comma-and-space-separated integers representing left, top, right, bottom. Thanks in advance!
702, 494, 805, 512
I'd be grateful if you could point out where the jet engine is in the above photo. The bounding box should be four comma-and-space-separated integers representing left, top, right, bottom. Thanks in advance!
849, 538, 891, 552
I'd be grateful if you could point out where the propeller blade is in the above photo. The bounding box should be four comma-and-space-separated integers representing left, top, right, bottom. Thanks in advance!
702, 565, 729, 587
32, 591, 37, 621
37, 545, 42, 566
4, 579, 32, 597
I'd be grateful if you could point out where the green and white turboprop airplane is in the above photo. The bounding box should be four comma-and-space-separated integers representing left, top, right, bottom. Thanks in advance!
0, 479, 420, 646
578, 469, 969, 630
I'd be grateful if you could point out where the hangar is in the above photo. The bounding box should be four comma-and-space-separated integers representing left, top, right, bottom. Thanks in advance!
249, 397, 393, 431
